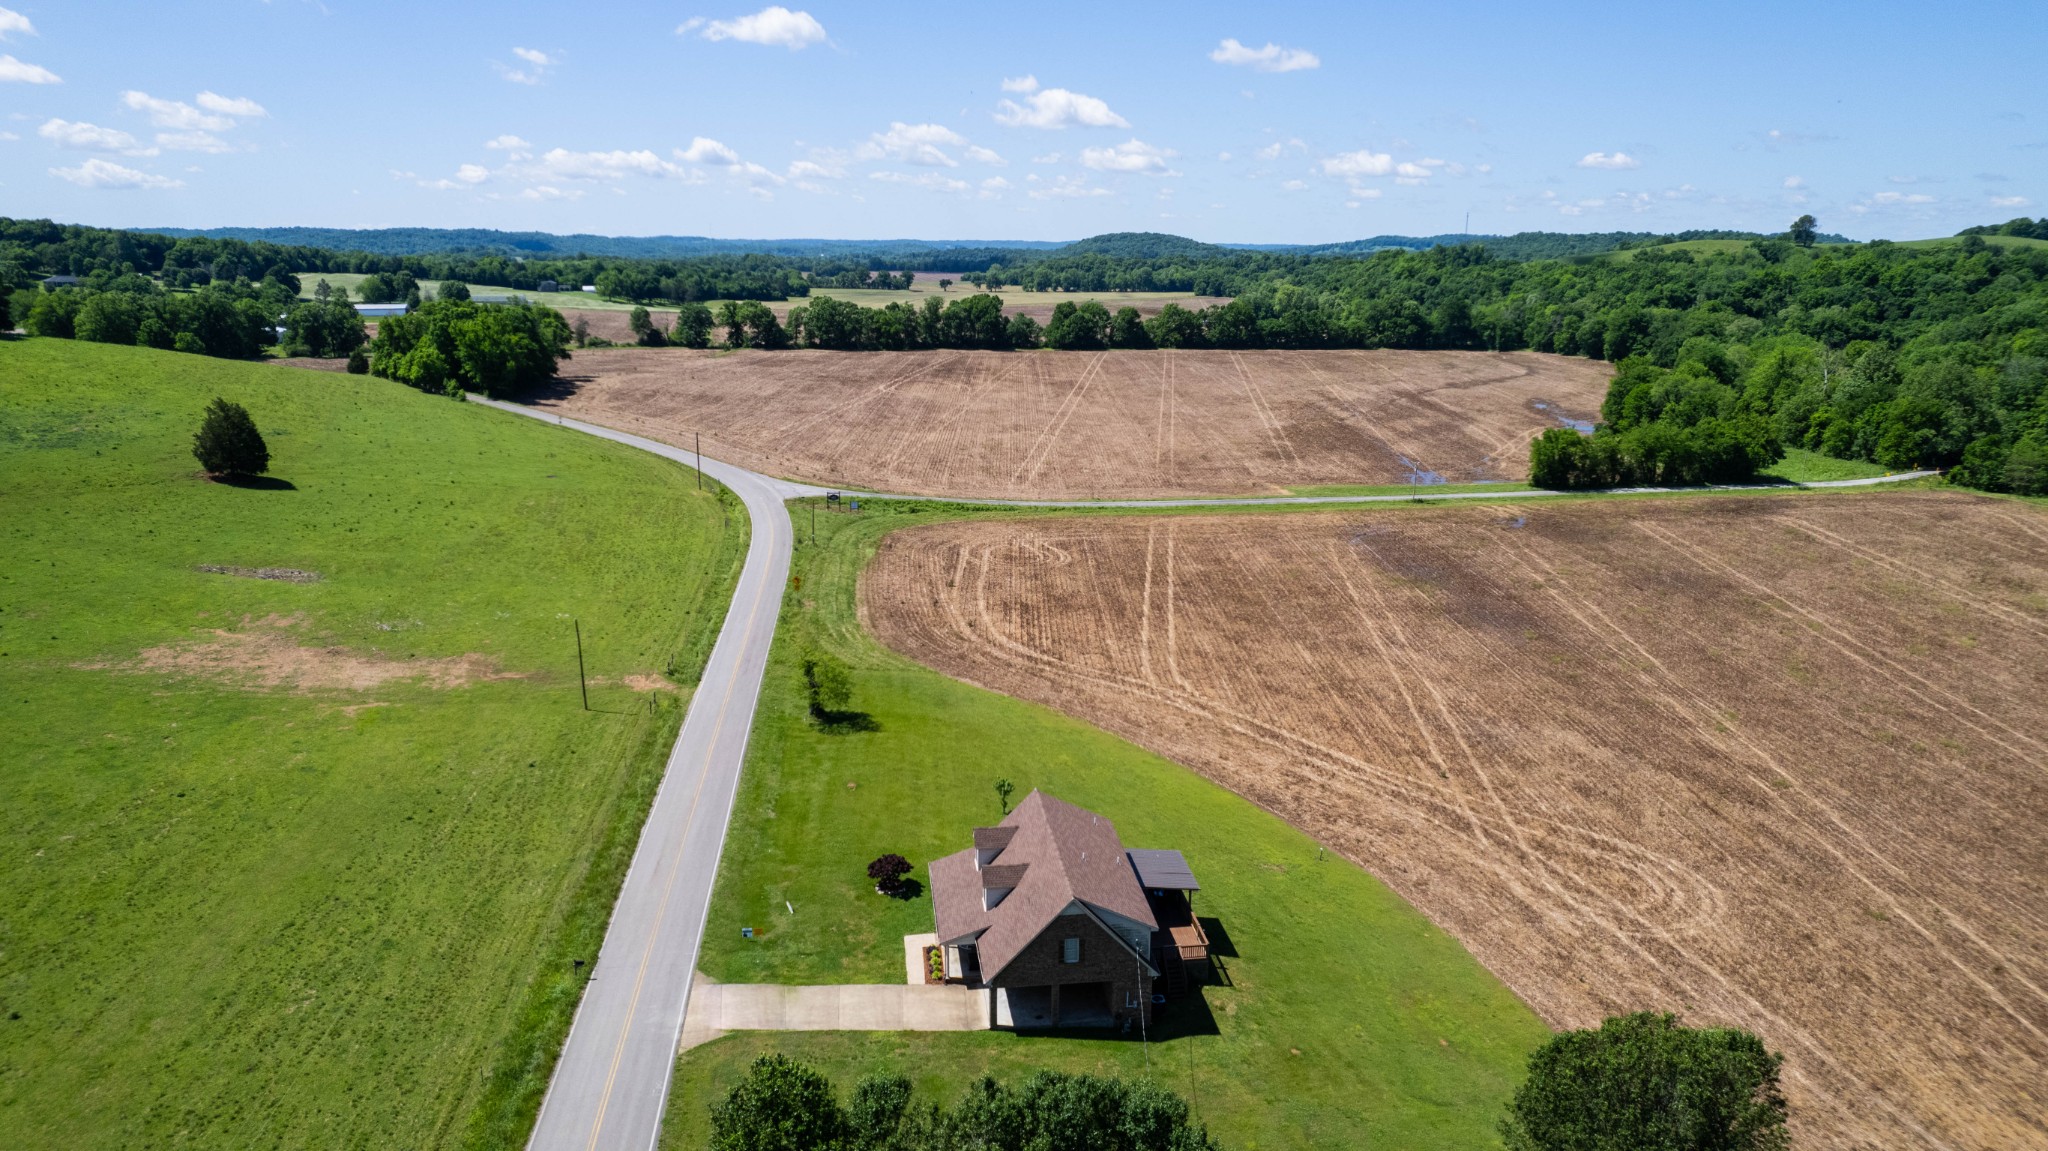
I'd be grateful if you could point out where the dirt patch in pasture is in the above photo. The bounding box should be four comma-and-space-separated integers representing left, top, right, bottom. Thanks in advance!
196, 564, 322, 583
84, 615, 523, 692
620, 673, 678, 693
860, 490, 2048, 1150
535, 348, 1610, 499
270, 357, 350, 373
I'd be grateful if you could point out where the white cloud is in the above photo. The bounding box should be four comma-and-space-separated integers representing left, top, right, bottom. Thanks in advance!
1321, 149, 1392, 177
1217, 150, 1232, 162
1783, 175, 1805, 188
677, 136, 742, 165
1577, 151, 1640, 170
981, 176, 1010, 189
0, 7, 34, 39
964, 144, 1005, 166
50, 157, 180, 189
521, 185, 583, 201
787, 158, 839, 180
156, 130, 233, 154
858, 121, 964, 167
1281, 179, 1307, 191
456, 163, 491, 184
1872, 191, 1935, 205
499, 48, 553, 85
485, 134, 531, 151
1001, 75, 1039, 93
1028, 174, 1110, 199
1990, 195, 2030, 208
39, 118, 146, 153
1209, 38, 1319, 73
1255, 137, 1304, 161
995, 87, 1127, 130
869, 170, 971, 195
1079, 138, 1174, 174
687, 6, 826, 49
122, 91, 232, 131
1, 54, 59, 83
195, 91, 266, 118
538, 147, 681, 180
1394, 161, 1432, 179
1031, 152, 1061, 164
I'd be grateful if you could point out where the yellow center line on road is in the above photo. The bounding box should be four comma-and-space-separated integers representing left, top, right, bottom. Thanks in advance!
578, 496, 780, 1151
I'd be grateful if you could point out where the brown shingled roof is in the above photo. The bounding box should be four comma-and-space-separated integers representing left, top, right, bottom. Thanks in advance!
928, 790, 1157, 982
973, 826, 1017, 852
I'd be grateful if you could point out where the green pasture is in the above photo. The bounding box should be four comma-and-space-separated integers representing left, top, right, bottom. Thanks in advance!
1759, 446, 1899, 483
0, 339, 745, 1150
667, 496, 1552, 1150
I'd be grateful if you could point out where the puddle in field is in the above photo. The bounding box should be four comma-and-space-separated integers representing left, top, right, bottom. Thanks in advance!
1532, 400, 1596, 434
1396, 456, 1447, 484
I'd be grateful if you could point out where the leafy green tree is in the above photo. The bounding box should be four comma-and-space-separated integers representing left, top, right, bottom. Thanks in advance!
846, 1074, 917, 1151
1501, 1012, 1788, 1151
283, 298, 368, 358
673, 301, 715, 348
709, 1055, 846, 1151
1788, 215, 1818, 248
801, 650, 853, 718
368, 300, 572, 397
628, 305, 667, 346
1144, 302, 1205, 348
437, 279, 471, 302
346, 346, 369, 374
1109, 305, 1152, 349
1005, 312, 1042, 349
938, 278, 953, 292
192, 397, 270, 477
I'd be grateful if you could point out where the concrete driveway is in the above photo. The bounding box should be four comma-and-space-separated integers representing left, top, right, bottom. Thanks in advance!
680, 978, 989, 1051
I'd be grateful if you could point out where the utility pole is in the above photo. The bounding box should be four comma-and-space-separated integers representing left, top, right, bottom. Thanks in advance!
574, 619, 588, 711
810, 499, 816, 545
695, 431, 702, 490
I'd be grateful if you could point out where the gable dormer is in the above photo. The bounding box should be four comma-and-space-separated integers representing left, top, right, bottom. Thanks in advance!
973, 825, 1017, 868
980, 862, 1027, 909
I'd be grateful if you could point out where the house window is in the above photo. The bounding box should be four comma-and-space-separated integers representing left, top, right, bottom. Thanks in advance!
1062, 937, 1081, 964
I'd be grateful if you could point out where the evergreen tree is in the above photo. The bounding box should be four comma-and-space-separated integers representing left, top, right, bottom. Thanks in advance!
191, 398, 270, 477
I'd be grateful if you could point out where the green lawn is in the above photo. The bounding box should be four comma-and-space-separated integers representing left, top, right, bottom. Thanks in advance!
0, 339, 746, 1149
666, 498, 1552, 1150
1760, 447, 1901, 483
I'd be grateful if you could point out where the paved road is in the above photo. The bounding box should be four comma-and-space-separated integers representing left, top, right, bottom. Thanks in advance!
474, 397, 1936, 1150
475, 400, 814, 1151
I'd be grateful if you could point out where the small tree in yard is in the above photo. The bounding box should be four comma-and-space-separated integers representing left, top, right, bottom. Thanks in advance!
867, 853, 913, 897
346, 346, 369, 374
801, 651, 853, 718
1502, 1012, 1789, 1151
192, 398, 269, 478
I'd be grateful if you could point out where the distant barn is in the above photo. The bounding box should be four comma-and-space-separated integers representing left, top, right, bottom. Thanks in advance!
353, 302, 408, 317
40, 275, 81, 289
537, 280, 559, 293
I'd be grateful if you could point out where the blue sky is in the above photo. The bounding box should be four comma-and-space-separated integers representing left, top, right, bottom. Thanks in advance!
2, 0, 2042, 243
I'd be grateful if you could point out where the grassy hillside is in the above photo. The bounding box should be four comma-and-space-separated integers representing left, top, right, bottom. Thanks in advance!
0, 340, 745, 1149
665, 498, 1552, 1150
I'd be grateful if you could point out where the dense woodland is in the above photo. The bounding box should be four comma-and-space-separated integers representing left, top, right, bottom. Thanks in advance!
5, 215, 2045, 495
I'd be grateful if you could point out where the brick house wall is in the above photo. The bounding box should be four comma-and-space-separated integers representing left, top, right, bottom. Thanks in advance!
988, 908, 1154, 1025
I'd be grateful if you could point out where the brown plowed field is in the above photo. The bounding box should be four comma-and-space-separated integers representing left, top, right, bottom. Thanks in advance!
859, 490, 2048, 1149
533, 348, 1608, 498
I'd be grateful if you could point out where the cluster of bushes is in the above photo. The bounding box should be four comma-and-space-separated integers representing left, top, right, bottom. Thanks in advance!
709, 1056, 1219, 1151
789, 294, 1038, 351
14, 278, 286, 359
366, 299, 571, 397
1533, 330, 2048, 491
